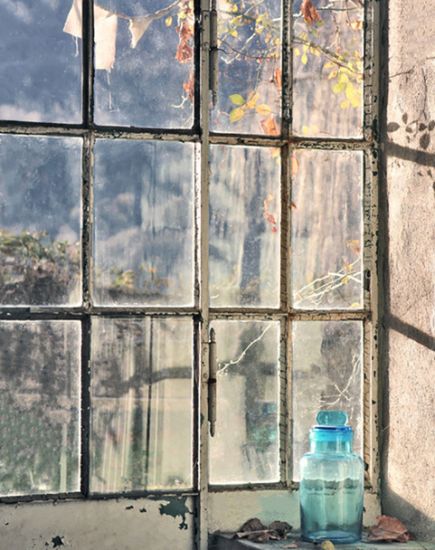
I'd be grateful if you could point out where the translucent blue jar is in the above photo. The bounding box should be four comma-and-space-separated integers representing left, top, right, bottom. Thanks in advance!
300, 410, 364, 544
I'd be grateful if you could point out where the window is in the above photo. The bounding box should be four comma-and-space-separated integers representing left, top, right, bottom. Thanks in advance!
0, 0, 378, 546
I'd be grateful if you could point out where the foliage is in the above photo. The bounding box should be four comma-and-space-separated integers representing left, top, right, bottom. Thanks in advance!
0, 231, 80, 305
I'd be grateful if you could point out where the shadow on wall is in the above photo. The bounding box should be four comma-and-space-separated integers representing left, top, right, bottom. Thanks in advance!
379, 0, 435, 542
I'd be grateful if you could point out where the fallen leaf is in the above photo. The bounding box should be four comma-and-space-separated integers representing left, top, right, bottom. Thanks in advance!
239, 518, 266, 532
368, 515, 411, 542
321, 541, 335, 550
301, 0, 321, 25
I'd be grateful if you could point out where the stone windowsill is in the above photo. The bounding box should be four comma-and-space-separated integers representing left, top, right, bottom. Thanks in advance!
210, 533, 435, 550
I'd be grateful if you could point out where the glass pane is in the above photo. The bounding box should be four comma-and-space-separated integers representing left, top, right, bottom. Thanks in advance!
292, 320, 363, 481
211, 0, 282, 135
0, 321, 81, 496
210, 146, 281, 308
0, 1, 81, 123
0, 135, 82, 306
92, 0, 194, 128
292, 0, 364, 137
93, 140, 195, 306
210, 320, 280, 484
90, 317, 193, 493
291, 150, 363, 309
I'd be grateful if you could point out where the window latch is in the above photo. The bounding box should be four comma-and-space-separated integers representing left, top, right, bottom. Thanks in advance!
208, 327, 217, 437
209, 2, 218, 106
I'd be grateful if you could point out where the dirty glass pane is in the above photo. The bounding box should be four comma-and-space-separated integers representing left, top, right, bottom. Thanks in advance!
211, 0, 282, 135
90, 317, 193, 493
93, 140, 194, 306
292, 320, 363, 481
292, 0, 364, 137
210, 320, 280, 484
90, 0, 194, 128
0, 321, 81, 496
0, 135, 82, 307
291, 150, 363, 309
0, 1, 81, 123
210, 145, 281, 308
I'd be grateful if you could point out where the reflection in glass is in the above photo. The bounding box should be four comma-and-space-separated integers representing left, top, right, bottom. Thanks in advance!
292, 320, 363, 480
0, 321, 81, 496
292, 0, 364, 137
93, 140, 195, 306
0, 1, 81, 123
291, 150, 363, 309
80, 0, 195, 128
90, 317, 193, 492
210, 145, 281, 307
211, 0, 282, 135
0, 135, 82, 306
210, 320, 280, 484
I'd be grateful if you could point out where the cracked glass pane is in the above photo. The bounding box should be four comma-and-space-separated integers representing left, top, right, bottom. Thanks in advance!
93, 140, 195, 306
83, 0, 195, 128
0, 321, 81, 497
0, 0, 81, 123
90, 317, 193, 493
211, 0, 282, 135
209, 145, 281, 308
292, 320, 363, 481
210, 320, 280, 484
291, 149, 363, 310
0, 135, 82, 306
292, 0, 364, 138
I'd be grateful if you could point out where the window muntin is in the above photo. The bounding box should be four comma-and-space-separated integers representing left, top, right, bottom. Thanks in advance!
0, 0, 378, 511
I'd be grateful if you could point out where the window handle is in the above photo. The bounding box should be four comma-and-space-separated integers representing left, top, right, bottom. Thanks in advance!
208, 327, 217, 437
209, 2, 218, 106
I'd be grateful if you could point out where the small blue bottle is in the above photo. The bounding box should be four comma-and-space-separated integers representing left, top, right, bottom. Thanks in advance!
300, 410, 364, 544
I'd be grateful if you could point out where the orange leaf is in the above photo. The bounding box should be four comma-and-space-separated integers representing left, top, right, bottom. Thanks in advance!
368, 516, 411, 543
273, 68, 282, 91
291, 153, 299, 176
301, 0, 321, 25
260, 115, 280, 136
183, 72, 194, 101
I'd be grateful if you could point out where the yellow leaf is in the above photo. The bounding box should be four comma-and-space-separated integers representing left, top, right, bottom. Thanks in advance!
328, 70, 338, 80
340, 99, 351, 109
165, 16, 172, 27
294, 47, 301, 56
229, 29, 238, 37
256, 103, 272, 116
302, 125, 310, 135
350, 20, 364, 30
341, 275, 350, 284
246, 91, 259, 109
350, 302, 362, 308
229, 107, 245, 122
324, 61, 335, 69
229, 94, 245, 106
332, 81, 345, 94
301, 53, 308, 65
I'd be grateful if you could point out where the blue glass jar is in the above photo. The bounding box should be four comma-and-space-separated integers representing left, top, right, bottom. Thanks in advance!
300, 410, 364, 544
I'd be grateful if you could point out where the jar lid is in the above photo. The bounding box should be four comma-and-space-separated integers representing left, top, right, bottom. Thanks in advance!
310, 410, 353, 442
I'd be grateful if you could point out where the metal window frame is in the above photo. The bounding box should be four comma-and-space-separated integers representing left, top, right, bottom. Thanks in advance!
0, 0, 380, 547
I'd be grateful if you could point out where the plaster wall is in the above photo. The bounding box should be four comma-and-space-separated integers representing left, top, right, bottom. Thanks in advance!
381, 0, 435, 541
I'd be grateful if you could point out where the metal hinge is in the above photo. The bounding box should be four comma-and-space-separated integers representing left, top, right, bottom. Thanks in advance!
208, 327, 217, 437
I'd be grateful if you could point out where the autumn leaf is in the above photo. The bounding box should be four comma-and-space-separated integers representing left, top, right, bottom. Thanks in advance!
261, 115, 280, 136
246, 91, 259, 109
368, 515, 411, 542
230, 107, 245, 123
165, 16, 173, 27
301, 0, 321, 25
229, 94, 245, 106
183, 72, 194, 101
263, 194, 278, 233
256, 104, 272, 116
346, 239, 361, 255
291, 152, 299, 177
273, 68, 282, 91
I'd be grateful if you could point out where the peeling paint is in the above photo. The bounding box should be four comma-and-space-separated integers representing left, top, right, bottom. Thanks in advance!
51, 536, 64, 547
158, 496, 192, 530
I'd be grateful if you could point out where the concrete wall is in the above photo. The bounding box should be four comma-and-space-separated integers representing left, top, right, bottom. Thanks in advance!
380, 0, 435, 541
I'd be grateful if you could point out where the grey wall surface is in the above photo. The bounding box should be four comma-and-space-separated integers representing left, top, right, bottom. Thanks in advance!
381, 0, 435, 541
